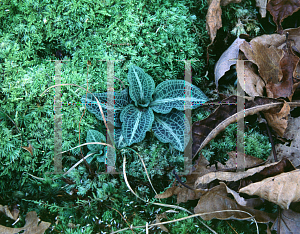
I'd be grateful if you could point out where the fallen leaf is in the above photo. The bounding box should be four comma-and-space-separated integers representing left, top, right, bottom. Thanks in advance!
251, 33, 286, 48
155, 186, 182, 200
155, 213, 169, 233
206, 0, 242, 43
217, 151, 264, 171
222, 182, 265, 208
237, 52, 265, 97
206, 0, 222, 43
266, 37, 300, 100
256, 0, 268, 17
271, 209, 300, 233
284, 26, 300, 53
215, 38, 245, 88
190, 96, 291, 158
267, 0, 300, 33
220, 0, 242, 5
155, 154, 210, 203
239, 40, 284, 84
240, 169, 300, 209
268, 115, 300, 167
194, 183, 276, 223
195, 158, 295, 189
0, 205, 19, 220
22, 143, 34, 156
263, 101, 290, 137
0, 211, 50, 234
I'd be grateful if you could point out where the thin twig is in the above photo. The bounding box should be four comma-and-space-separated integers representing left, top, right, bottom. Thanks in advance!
226, 220, 239, 234
121, 155, 219, 234
63, 152, 95, 175
124, 148, 158, 195
265, 121, 277, 162
79, 61, 95, 176
114, 76, 126, 90
40, 84, 116, 152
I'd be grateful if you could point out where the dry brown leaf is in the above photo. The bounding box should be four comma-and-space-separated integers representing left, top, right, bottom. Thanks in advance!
155, 186, 182, 199
206, 0, 222, 43
220, 0, 242, 5
155, 213, 169, 233
195, 157, 295, 189
155, 154, 211, 204
215, 38, 245, 88
190, 96, 294, 158
266, 39, 300, 100
195, 161, 278, 189
155, 154, 212, 203
284, 26, 300, 53
206, 0, 242, 43
22, 143, 34, 156
271, 209, 300, 233
241, 27, 300, 95
267, 0, 300, 33
239, 40, 284, 84
268, 115, 300, 167
237, 52, 265, 97
194, 183, 276, 223
222, 182, 264, 208
255, 0, 268, 17
239, 169, 300, 209
251, 33, 286, 48
263, 101, 290, 137
0, 211, 50, 234
217, 151, 265, 171
0, 205, 19, 220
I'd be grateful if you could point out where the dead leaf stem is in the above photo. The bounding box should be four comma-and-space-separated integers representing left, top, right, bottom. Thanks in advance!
265, 120, 278, 162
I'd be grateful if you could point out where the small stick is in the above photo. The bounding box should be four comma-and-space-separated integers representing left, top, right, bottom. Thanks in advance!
265, 121, 277, 162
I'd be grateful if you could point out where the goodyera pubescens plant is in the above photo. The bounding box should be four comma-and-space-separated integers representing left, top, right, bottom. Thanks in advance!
82, 65, 208, 152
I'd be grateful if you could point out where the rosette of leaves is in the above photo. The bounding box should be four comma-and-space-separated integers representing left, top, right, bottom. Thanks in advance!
82, 65, 208, 152
85, 129, 108, 164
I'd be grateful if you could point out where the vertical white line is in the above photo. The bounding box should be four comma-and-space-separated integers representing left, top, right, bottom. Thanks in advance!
106, 60, 116, 173
54, 61, 62, 173
236, 60, 245, 172
184, 60, 192, 175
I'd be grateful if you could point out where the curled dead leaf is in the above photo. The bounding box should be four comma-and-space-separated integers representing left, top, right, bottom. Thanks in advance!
206, 0, 242, 43
155, 155, 211, 203
267, 0, 300, 33
194, 183, 276, 223
239, 40, 284, 84
206, 0, 222, 43
0, 211, 50, 234
268, 115, 300, 168
22, 143, 34, 156
155, 186, 182, 200
256, 0, 268, 18
237, 52, 265, 97
155, 213, 169, 233
215, 38, 245, 88
222, 182, 265, 208
239, 169, 300, 209
263, 101, 290, 137
190, 96, 293, 158
217, 151, 265, 171
195, 158, 295, 189
0, 205, 19, 221
271, 209, 300, 233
